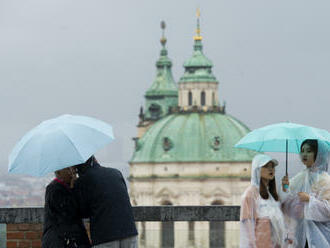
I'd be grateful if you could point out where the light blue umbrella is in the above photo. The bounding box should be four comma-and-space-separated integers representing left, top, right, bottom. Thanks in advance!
235, 122, 330, 177
8, 114, 114, 177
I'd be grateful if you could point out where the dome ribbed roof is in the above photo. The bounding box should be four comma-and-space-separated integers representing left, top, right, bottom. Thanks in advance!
183, 41, 213, 68
145, 48, 178, 97
179, 40, 218, 83
131, 113, 255, 163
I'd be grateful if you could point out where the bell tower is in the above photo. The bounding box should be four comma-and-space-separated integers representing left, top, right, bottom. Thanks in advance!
137, 21, 178, 138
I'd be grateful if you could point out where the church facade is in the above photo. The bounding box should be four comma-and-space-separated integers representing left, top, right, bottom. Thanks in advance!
129, 17, 255, 248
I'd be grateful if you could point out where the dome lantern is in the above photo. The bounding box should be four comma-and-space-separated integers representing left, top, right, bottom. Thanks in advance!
178, 10, 221, 110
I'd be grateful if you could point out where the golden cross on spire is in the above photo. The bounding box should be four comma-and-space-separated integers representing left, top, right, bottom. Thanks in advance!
160, 20, 167, 47
194, 8, 202, 41
197, 8, 201, 18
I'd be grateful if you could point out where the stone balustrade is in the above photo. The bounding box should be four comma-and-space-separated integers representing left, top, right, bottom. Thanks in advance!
0, 206, 240, 248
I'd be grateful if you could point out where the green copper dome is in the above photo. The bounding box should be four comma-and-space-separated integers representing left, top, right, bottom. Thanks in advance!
131, 113, 255, 163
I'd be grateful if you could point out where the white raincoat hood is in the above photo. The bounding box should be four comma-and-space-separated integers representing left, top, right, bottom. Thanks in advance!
251, 154, 278, 188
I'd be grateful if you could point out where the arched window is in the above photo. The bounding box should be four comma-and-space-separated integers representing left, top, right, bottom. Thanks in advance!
209, 201, 225, 248
161, 201, 174, 247
201, 91, 206, 106
188, 91, 193, 106
149, 103, 161, 119
212, 92, 215, 106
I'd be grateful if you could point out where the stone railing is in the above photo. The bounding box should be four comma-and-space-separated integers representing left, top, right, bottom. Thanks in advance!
0, 206, 240, 248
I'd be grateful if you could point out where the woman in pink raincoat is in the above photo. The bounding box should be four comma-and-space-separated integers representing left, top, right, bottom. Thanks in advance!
240, 154, 287, 248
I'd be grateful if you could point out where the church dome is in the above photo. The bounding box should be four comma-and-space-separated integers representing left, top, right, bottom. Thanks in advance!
131, 112, 255, 163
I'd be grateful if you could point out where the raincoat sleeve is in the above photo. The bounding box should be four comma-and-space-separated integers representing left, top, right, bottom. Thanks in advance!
240, 187, 258, 248
305, 195, 330, 221
281, 174, 305, 220
305, 174, 330, 221
278, 185, 290, 203
282, 193, 305, 220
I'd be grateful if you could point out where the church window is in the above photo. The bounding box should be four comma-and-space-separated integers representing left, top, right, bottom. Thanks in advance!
211, 136, 221, 150
188, 91, 193, 106
162, 137, 173, 151
201, 91, 206, 106
188, 68, 195, 74
149, 103, 162, 119
133, 137, 142, 151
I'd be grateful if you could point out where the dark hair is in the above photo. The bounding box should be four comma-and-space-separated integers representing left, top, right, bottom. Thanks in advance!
259, 177, 279, 201
301, 139, 318, 160
75, 155, 97, 176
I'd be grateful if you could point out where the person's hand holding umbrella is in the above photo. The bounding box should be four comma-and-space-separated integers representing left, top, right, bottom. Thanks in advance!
282, 175, 290, 192
297, 192, 310, 202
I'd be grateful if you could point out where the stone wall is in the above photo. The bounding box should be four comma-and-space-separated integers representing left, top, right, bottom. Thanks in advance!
1, 206, 240, 248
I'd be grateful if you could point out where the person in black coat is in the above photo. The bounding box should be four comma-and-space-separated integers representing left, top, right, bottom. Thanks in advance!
73, 156, 138, 247
42, 167, 91, 248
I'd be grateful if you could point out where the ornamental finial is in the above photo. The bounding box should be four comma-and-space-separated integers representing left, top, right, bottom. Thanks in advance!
194, 8, 202, 41
160, 20, 167, 47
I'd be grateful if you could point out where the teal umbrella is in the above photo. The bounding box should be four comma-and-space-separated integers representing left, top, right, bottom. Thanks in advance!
235, 122, 330, 177
8, 114, 114, 177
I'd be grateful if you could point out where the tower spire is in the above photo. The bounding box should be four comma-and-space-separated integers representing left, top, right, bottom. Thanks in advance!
143, 21, 178, 121
194, 8, 202, 41
160, 20, 167, 48
159, 20, 168, 57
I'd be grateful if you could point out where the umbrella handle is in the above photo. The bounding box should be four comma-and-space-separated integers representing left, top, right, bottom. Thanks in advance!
286, 139, 288, 177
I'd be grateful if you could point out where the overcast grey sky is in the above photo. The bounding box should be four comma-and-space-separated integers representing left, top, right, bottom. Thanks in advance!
0, 0, 329, 174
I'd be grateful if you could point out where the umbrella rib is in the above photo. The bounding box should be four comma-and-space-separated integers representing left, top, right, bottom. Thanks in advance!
59, 128, 85, 162
62, 121, 113, 138
295, 140, 300, 154
259, 139, 265, 152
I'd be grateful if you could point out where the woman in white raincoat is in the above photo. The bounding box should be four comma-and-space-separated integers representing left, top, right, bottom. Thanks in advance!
282, 139, 330, 248
240, 154, 286, 248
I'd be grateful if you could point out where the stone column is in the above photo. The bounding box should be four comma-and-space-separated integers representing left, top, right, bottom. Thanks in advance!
145, 221, 161, 248
195, 221, 209, 248
174, 222, 188, 248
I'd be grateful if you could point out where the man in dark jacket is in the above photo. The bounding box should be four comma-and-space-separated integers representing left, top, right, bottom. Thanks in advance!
42, 167, 91, 248
73, 156, 138, 248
